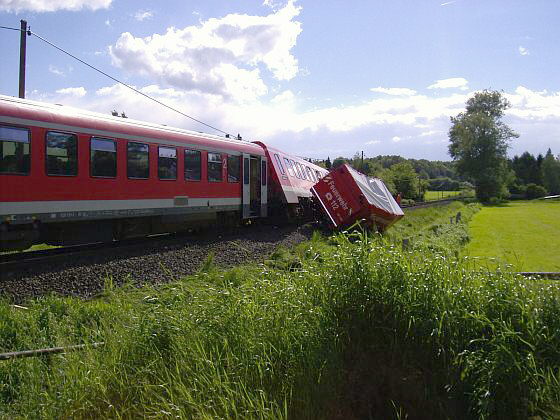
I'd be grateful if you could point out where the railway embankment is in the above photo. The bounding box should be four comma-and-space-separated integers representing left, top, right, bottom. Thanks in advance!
1, 201, 559, 418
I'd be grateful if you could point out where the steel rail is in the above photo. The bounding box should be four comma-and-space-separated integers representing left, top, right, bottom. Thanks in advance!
0, 233, 178, 272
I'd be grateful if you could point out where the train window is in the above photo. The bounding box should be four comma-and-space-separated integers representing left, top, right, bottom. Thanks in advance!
244, 157, 250, 184
227, 155, 240, 182
298, 163, 307, 180
184, 149, 201, 181
315, 170, 322, 180
290, 159, 301, 179
208, 152, 222, 182
292, 160, 303, 179
158, 146, 177, 180
127, 142, 149, 179
283, 157, 295, 177
261, 160, 267, 186
274, 154, 285, 175
0, 126, 30, 175
90, 137, 116, 178
46, 131, 77, 176
306, 166, 316, 182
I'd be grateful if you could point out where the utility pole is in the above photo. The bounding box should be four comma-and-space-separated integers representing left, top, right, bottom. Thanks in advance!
361, 151, 364, 172
19, 20, 28, 99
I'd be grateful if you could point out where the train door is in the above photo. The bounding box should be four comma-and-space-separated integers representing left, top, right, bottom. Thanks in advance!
242, 154, 267, 219
260, 158, 268, 217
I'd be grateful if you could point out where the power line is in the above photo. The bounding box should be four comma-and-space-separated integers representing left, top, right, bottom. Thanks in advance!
1, 25, 230, 136
0, 25, 21, 31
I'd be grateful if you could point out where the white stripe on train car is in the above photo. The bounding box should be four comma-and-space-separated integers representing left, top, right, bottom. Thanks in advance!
0, 197, 242, 215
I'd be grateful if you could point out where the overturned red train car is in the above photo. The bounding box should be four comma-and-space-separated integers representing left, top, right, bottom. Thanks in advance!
0, 95, 328, 251
311, 164, 404, 231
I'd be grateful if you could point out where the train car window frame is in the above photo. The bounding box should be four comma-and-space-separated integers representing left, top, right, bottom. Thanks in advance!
292, 160, 305, 179
184, 149, 201, 181
306, 166, 316, 182
298, 163, 308, 181
274, 153, 285, 175
227, 154, 241, 183
46, 131, 78, 177
127, 141, 150, 179
158, 146, 177, 180
0, 125, 30, 176
244, 157, 250, 184
90, 137, 117, 178
283, 157, 296, 177
292, 160, 302, 179
261, 160, 267, 186
315, 170, 323, 180
208, 152, 223, 182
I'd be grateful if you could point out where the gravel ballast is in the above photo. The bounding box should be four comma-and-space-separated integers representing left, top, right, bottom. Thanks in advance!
0, 224, 316, 303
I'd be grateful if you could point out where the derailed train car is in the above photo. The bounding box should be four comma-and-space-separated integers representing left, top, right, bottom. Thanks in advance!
311, 164, 404, 231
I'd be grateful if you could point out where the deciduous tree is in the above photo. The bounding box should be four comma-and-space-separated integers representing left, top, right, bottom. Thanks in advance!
448, 90, 518, 201
542, 148, 560, 195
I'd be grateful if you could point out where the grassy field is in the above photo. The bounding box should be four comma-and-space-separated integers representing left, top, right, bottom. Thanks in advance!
1, 202, 560, 418
424, 190, 472, 201
463, 199, 560, 271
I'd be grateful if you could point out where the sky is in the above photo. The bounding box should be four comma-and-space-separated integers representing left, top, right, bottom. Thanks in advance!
1, 0, 559, 161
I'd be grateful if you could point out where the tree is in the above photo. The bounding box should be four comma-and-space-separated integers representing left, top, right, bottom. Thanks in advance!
332, 157, 347, 169
325, 157, 332, 170
448, 90, 518, 201
511, 152, 543, 185
388, 161, 424, 200
542, 148, 560, 194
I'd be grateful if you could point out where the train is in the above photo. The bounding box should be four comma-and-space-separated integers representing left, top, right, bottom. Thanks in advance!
0, 94, 328, 251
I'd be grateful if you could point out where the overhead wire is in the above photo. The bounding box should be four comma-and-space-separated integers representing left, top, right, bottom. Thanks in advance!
0, 24, 231, 137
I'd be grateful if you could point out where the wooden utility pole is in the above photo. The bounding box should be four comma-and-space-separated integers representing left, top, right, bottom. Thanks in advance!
361, 151, 364, 172
19, 19, 28, 99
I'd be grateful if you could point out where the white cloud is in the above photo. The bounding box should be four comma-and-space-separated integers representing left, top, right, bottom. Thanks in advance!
428, 77, 469, 91
441, 1, 457, 5
55, 87, 87, 97
370, 87, 417, 96
419, 130, 441, 137
48, 65, 64, 76
0, 0, 112, 12
109, 1, 302, 102
518, 46, 530, 56
32, 84, 560, 160
134, 9, 153, 21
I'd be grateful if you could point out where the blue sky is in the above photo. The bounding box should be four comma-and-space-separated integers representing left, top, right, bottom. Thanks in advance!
1, 0, 559, 160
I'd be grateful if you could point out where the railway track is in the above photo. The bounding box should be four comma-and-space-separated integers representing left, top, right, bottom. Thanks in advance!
0, 233, 182, 272
1, 196, 460, 267
401, 195, 469, 209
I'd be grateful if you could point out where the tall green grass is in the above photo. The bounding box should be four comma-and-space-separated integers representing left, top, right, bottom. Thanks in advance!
1, 205, 559, 418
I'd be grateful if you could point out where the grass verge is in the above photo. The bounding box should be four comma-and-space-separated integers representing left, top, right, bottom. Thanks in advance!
463, 199, 560, 271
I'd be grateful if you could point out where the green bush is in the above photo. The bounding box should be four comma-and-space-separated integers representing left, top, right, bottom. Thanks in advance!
525, 183, 548, 199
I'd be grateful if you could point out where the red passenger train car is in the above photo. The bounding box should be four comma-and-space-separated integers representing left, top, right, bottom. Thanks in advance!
0, 95, 327, 251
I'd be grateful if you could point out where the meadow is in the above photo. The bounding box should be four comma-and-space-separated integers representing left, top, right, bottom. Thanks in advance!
463, 199, 560, 271
424, 190, 472, 201
1, 202, 560, 419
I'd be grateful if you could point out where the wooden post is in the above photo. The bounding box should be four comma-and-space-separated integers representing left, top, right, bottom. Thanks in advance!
19, 19, 28, 99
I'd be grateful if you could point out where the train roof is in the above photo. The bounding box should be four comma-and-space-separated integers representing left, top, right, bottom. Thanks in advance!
0, 94, 264, 155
